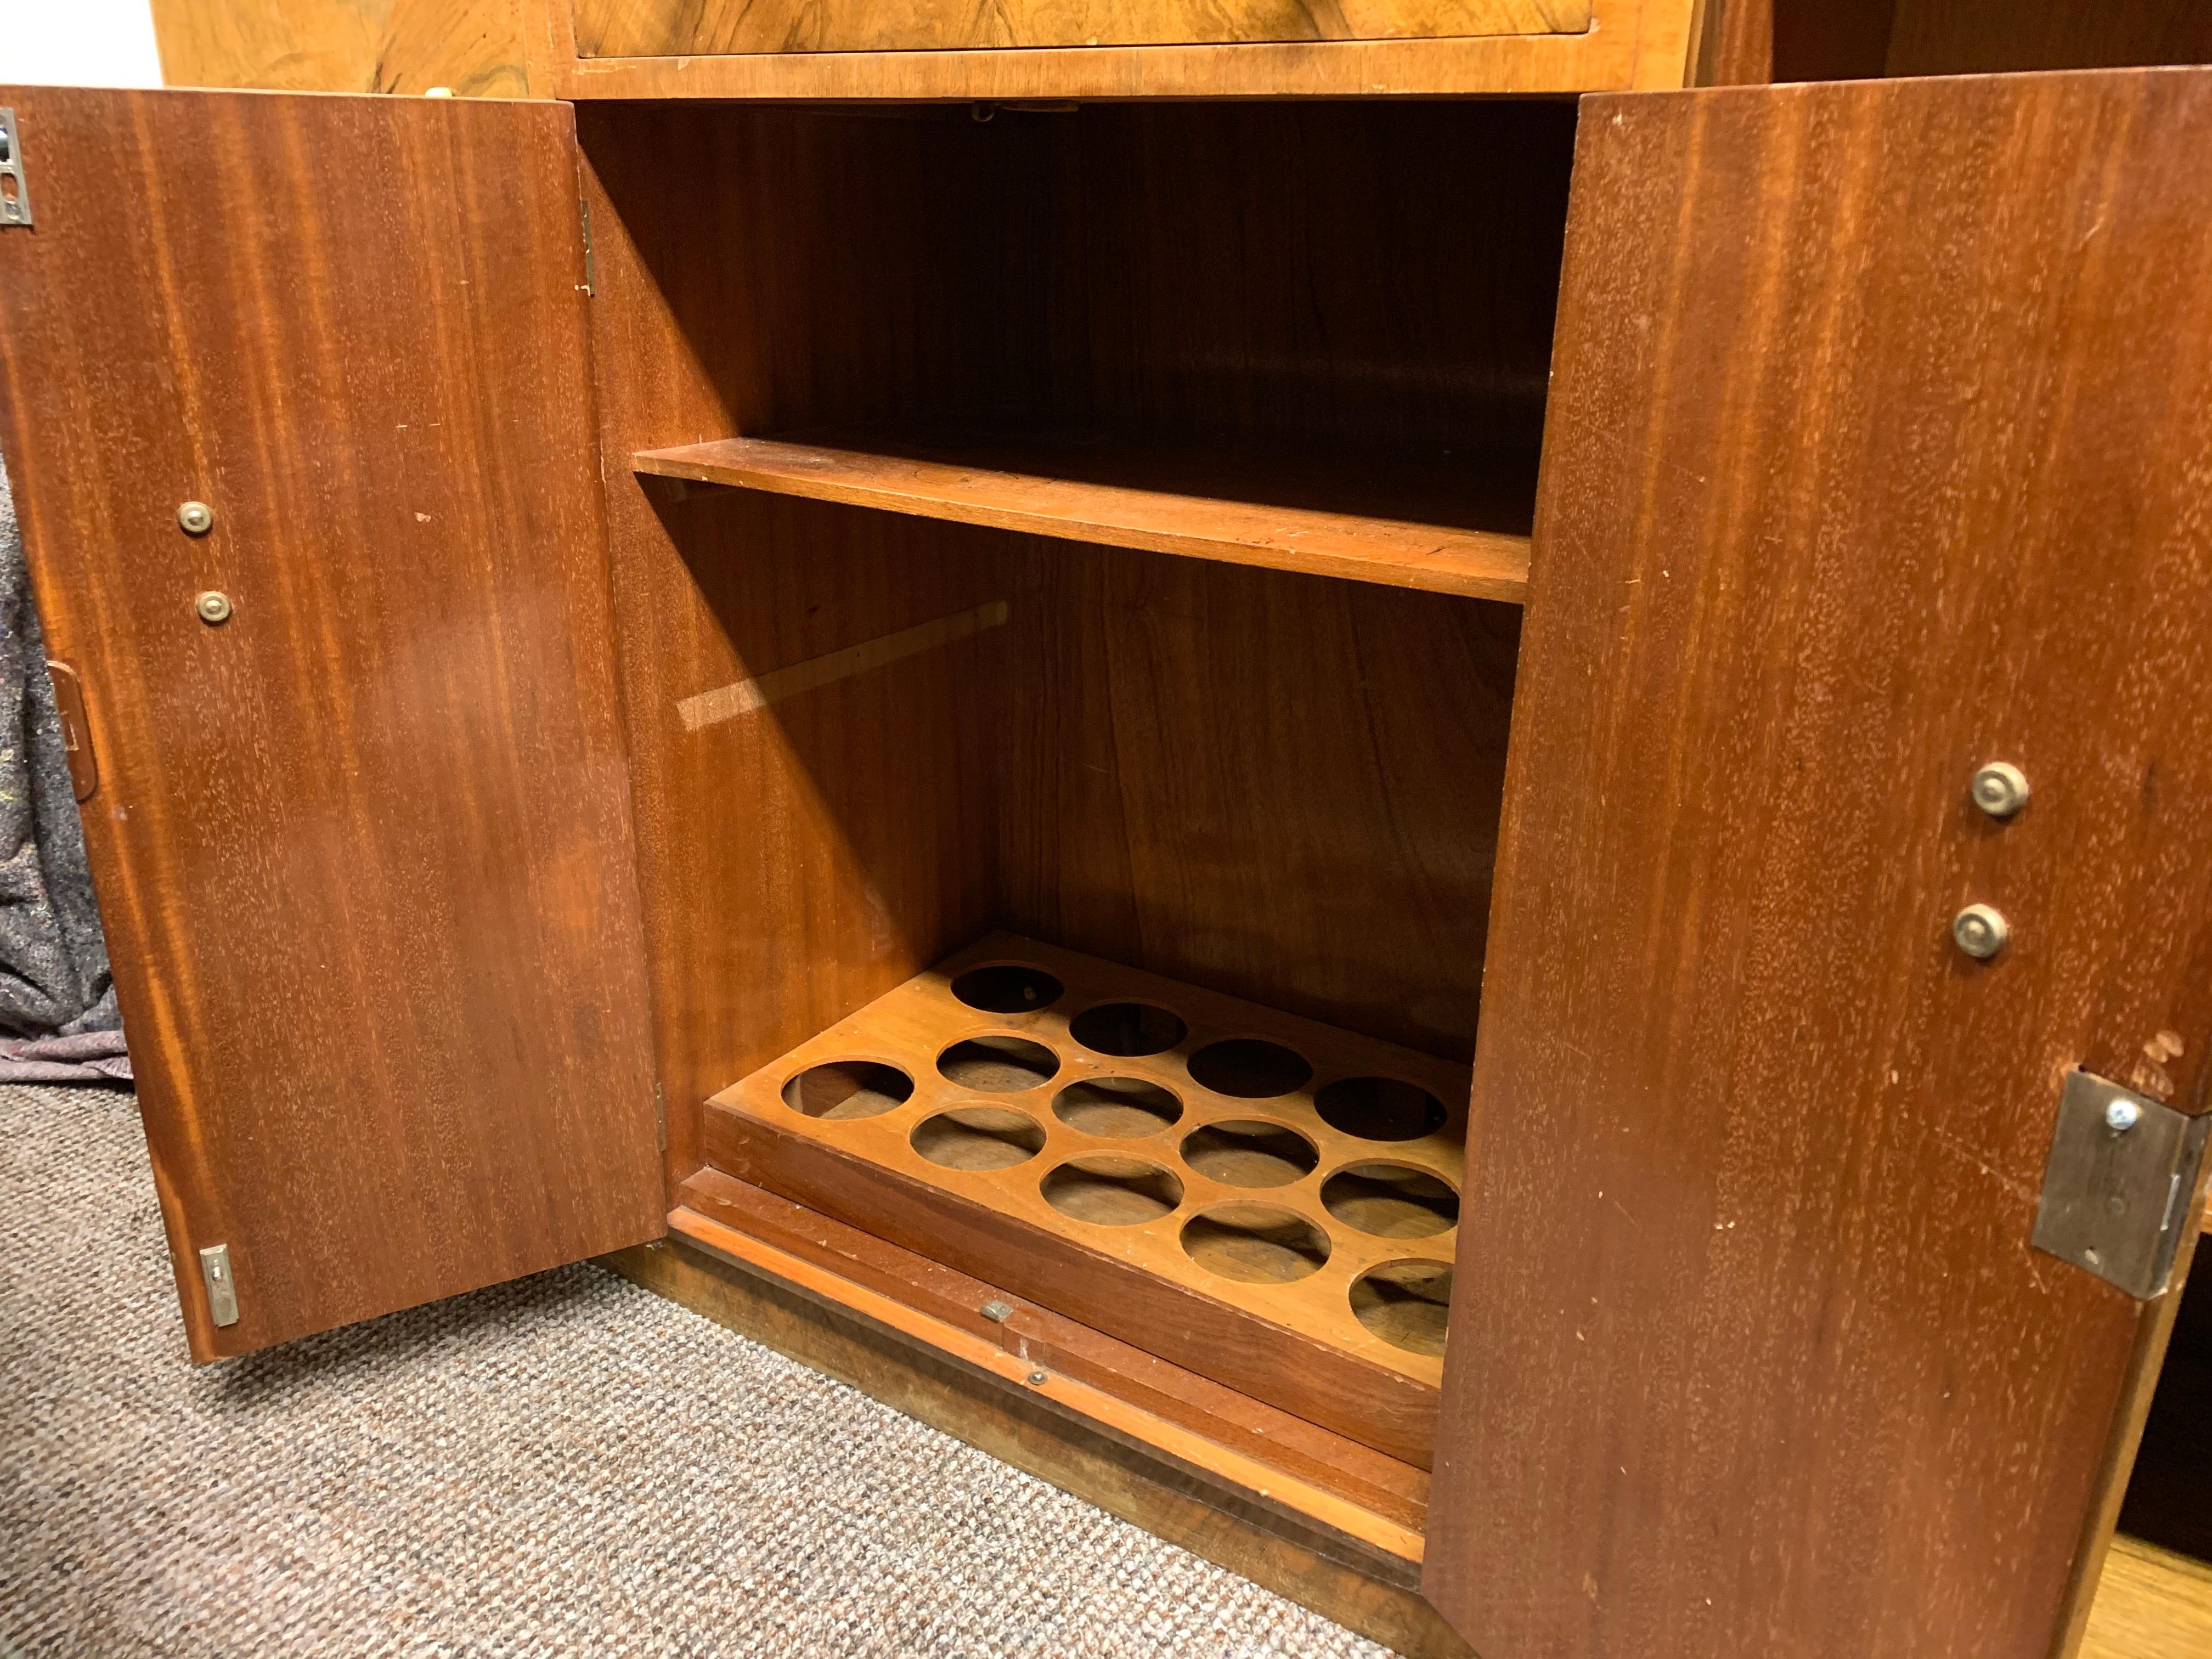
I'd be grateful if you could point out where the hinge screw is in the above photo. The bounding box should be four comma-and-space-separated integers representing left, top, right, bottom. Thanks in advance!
1025, 1370, 1047, 1386
980, 1300, 1013, 1323
1951, 904, 2009, 960
195, 591, 233, 626
1970, 761, 2030, 818
2105, 1099, 2142, 1135
177, 501, 214, 536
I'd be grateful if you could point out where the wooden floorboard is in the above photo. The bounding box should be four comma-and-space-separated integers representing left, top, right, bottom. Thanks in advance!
2083, 1535, 2212, 1659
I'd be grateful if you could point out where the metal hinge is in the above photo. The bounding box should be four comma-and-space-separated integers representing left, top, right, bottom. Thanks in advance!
44, 661, 96, 801
2032, 1070, 2210, 1300
198, 1244, 240, 1327
654, 1081, 666, 1150
0, 109, 33, 229
579, 195, 596, 296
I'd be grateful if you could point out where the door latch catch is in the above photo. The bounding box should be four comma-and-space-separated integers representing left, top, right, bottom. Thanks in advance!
199, 1244, 240, 1327
0, 109, 33, 229
2032, 1070, 2209, 1299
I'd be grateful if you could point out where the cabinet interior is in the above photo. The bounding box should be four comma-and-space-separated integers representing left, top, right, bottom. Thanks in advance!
582, 98, 1578, 1471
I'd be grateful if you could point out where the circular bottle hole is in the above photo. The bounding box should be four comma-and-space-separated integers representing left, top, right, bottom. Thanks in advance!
781, 1059, 914, 1120
1180, 1119, 1318, 1189
1314, 1076, 1447, 1141
1186, 1038, 1312, 1099
1181, 1203, 1331, 1284
1321, 1163, 1459, 1238
1350, 1261, 1453, 1357
1053, 1076, 1182, 1138
1069, 1001, 1187, 1058
911, 1106, 1047, 1171
1040, 1155, 1183, 1227
950, 963, 1064, 1015
936, 1035, 1060, 1093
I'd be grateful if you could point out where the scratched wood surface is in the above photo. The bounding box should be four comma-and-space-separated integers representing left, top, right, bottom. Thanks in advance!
1423, 68, 2212, 1659
0, 88, 664, 1358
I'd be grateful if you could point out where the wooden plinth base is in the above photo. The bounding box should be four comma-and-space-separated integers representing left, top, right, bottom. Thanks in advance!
600, 1180, 1472, 1659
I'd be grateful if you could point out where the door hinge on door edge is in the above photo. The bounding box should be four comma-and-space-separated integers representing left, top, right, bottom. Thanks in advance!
44, 661, 96, 800
579, 195, 595, 296
654, 1081, 666, 1151
2032, 1069, 2210, 1300
0, 108, 33, 229
198, 1244, 240, 1327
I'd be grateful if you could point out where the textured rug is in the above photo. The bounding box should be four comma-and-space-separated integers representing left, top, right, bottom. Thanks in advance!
0, 1084, 1385, 1659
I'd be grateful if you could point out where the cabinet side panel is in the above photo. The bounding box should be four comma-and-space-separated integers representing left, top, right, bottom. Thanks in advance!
1425, 71, 2212, 1659
0, 88, 665, 1358
574, 107, 1012, 1180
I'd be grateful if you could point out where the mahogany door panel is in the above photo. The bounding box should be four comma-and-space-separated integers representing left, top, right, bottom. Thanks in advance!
1426, 69, 2212, 1659
0, 88, 665, 1359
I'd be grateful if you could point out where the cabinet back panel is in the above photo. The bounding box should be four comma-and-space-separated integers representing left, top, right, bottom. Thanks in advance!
578, 99, 1575, 507
1000, 545, 1517, 1060
572, 0, 1592, 58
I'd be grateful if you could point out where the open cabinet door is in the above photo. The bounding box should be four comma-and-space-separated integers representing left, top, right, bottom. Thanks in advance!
1426, 69, 2212, 1659
0, 89, 664, 1361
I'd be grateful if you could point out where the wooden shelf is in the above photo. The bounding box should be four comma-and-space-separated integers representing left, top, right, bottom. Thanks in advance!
632, 430, 1532, 603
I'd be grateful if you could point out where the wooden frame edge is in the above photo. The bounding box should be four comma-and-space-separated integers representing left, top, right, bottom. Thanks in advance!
2051, 1169, 2212, 1659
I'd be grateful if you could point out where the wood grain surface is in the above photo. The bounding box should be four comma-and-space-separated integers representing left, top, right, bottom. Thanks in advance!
1423, 69, 2212, 1659
545, 0, 1698, 97
152, 0, 534, 94
2081, 1536, 2212, 1659
0, 88, 664, 1359
572, 0, 1589, 56
633, 432, 1532, 602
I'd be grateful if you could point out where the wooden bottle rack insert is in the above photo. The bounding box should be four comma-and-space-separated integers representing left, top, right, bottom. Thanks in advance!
704, 933, 1469, 1468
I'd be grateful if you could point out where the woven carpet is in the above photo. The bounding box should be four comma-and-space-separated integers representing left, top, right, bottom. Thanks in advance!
0, 1085, 1386, 1659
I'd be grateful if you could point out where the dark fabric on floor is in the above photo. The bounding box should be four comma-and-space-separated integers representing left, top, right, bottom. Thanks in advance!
0, 462, 119, 1052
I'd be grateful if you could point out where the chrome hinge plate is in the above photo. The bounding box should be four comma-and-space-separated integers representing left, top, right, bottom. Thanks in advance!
579, 194, 596, 296
0, 109, 32, 229
2032, 1070, 2210, 1300
198, 1243, 240, 1327
654, 1080, 666, 1151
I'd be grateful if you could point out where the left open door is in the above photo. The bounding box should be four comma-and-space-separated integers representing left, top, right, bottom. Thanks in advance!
0, 88, 665, 1360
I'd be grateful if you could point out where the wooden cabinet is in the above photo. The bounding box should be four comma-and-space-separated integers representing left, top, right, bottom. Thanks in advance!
2, 35, 2209, 1659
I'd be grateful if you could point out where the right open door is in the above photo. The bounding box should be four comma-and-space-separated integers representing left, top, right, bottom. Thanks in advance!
1425, 68, 2212, 1659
